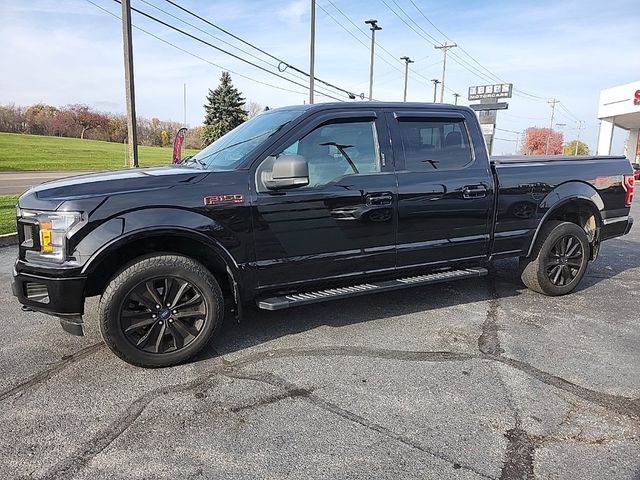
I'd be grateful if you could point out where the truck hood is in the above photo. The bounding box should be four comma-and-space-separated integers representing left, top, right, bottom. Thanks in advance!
18, 166, 209, 210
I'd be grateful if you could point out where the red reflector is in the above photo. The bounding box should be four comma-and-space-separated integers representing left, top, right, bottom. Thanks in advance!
623, 175, 634, 207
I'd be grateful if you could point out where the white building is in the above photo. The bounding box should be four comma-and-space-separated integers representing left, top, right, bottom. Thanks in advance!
597, 81, 640, 163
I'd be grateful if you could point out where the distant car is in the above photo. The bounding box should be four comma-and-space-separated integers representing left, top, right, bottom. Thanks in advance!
633, 163, 640, 181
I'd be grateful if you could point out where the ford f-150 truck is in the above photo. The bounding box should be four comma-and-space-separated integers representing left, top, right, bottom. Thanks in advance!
12, 103, 634, 367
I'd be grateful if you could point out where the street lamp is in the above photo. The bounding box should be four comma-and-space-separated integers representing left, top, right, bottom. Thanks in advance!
400, 56, 414, 102
431, 79, 440, 103
365, 19, 381, 101
453, 93, 460, 105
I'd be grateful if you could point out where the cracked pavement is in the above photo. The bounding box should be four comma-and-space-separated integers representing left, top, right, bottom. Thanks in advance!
1, 198, 639, 479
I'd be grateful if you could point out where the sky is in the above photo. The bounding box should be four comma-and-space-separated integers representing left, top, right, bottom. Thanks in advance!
1, 0, 639, 155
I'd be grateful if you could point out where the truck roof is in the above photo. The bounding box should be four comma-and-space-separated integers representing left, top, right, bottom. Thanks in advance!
270, 101, 473, 114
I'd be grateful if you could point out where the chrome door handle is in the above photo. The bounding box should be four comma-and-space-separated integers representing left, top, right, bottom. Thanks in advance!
462, 185, 487, 199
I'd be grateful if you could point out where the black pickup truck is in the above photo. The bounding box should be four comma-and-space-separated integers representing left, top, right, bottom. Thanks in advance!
12, 103, 634, 367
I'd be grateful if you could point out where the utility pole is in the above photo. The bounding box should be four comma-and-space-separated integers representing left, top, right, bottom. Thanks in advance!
575, 120, 585, 155
400, 56, 413, 102
365, 19, 381, 101
183, 83, 187, 127
309, 0, 316, 104
121, 0, 138, 168
434, 42, 456, 103
453, 93, 460, 105
431, 79, 440, 103
545, 98, 559, 155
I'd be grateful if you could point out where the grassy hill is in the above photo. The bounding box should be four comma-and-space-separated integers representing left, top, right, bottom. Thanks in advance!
0, 133, 200, 172
0, 195, 17, 235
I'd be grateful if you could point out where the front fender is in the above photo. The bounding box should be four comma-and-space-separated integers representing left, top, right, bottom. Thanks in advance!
73, 207, 248, 279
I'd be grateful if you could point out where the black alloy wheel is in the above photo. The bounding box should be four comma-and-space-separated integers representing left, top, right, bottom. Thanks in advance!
518, 220, 590, 296
120, 277, 206, 354
545, 234, 584, 286
99, 255, 223, 368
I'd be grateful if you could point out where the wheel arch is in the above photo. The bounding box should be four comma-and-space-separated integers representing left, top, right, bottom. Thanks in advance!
526, 182, 604, 258
83, 228, 241, 307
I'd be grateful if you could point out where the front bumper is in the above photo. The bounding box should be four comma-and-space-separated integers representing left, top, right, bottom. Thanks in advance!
12, 266, 87, 335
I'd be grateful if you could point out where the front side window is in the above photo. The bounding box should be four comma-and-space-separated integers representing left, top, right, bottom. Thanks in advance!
274, 120, 380, 189
398, 118, 473, 171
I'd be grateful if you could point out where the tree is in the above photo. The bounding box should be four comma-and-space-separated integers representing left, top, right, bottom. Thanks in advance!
563, 140, 589, 156
522, 127, 563, 155
246, 100, 263, 119
68, 104, 106, 139
202, 71, 246, 146
25, 103, 58, 135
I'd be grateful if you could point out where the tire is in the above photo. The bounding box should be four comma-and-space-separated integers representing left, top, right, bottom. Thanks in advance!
99, 255, 223, 368
519, 220, 590, 296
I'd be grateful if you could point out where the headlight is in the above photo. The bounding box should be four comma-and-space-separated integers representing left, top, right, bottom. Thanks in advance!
20, 210, 83, 263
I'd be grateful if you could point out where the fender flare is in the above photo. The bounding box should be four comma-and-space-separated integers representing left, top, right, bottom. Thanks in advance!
525, 182, 604, 257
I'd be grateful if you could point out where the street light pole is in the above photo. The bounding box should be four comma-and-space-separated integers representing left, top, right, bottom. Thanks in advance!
365, 19, 381, 101
121, 0, 138, 167
400, 56, 414, 102
431, 79, 440, 103
309, 0, 316, 104
453, 93, 460, 105
434, 42, 456, 103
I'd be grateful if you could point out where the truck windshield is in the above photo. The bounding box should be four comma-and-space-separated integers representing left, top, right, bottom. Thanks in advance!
187, 109, 304, 170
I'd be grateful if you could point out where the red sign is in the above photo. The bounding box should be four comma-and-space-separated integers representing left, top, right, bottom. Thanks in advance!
634, 89, 640, 106
172, 127, 188, 164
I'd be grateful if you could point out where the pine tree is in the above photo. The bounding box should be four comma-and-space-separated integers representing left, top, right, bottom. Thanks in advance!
202, 72, 247, 146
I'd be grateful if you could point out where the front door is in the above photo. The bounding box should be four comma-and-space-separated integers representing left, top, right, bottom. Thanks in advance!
251, 110, 396, 289
387, 110, 494, 268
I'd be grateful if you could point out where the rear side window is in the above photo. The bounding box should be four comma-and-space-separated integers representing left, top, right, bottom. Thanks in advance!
397, 118, 473, 171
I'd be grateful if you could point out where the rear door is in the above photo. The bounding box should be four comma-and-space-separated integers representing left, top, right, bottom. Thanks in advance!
250, 109, 397, 289
387, 109, 494, 268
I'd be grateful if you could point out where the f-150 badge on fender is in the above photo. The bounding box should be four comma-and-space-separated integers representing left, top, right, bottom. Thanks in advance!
203, 194, 244, 206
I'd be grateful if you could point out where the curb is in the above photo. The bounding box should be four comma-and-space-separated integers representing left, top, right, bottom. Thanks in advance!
0, 233, 18, 247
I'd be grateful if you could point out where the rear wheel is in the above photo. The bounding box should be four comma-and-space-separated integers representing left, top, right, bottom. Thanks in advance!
519, 221, 590, 296
99, 255, 223, 367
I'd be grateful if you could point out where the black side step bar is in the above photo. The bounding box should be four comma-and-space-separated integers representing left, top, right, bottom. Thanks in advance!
257, 267, 488, 311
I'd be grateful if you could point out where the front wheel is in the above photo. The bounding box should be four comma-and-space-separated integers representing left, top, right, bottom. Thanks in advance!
519, 220, 590, 296
99, 255, 223, 368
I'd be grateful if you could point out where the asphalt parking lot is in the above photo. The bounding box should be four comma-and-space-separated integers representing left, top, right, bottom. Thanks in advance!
1, 201, 639, 479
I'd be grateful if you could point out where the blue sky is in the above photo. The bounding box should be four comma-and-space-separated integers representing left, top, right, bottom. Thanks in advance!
1, 0, 638, 154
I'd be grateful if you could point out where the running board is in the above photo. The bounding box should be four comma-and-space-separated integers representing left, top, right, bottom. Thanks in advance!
257, 267, 488, 311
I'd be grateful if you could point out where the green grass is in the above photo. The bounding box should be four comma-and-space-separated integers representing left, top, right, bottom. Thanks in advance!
0, 133, 200, 172
0, 195, 18, 235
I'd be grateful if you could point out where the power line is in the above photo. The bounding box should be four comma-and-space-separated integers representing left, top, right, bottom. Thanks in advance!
139, 0, 350, 101
85, 0, 310, 96
109, 0, 346, 101
316, 2, 404, 77
160, 0, 359, 99
496, 127, 521, 134
404, 0, 554, 103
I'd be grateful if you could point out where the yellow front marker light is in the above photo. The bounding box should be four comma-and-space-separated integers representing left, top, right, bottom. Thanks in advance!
39, 222, 53, 253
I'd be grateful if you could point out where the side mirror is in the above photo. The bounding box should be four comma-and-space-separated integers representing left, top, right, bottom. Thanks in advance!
265, 155, 309, 190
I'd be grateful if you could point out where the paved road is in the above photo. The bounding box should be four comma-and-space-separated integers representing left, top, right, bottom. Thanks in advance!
0, 199, 638, 479
0, 171, 89, 195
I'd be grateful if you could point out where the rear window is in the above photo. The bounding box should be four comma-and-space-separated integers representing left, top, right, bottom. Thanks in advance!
398, 118, 473, 171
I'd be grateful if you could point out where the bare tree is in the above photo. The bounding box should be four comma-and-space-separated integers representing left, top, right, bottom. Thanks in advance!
246, 101, 263, 120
